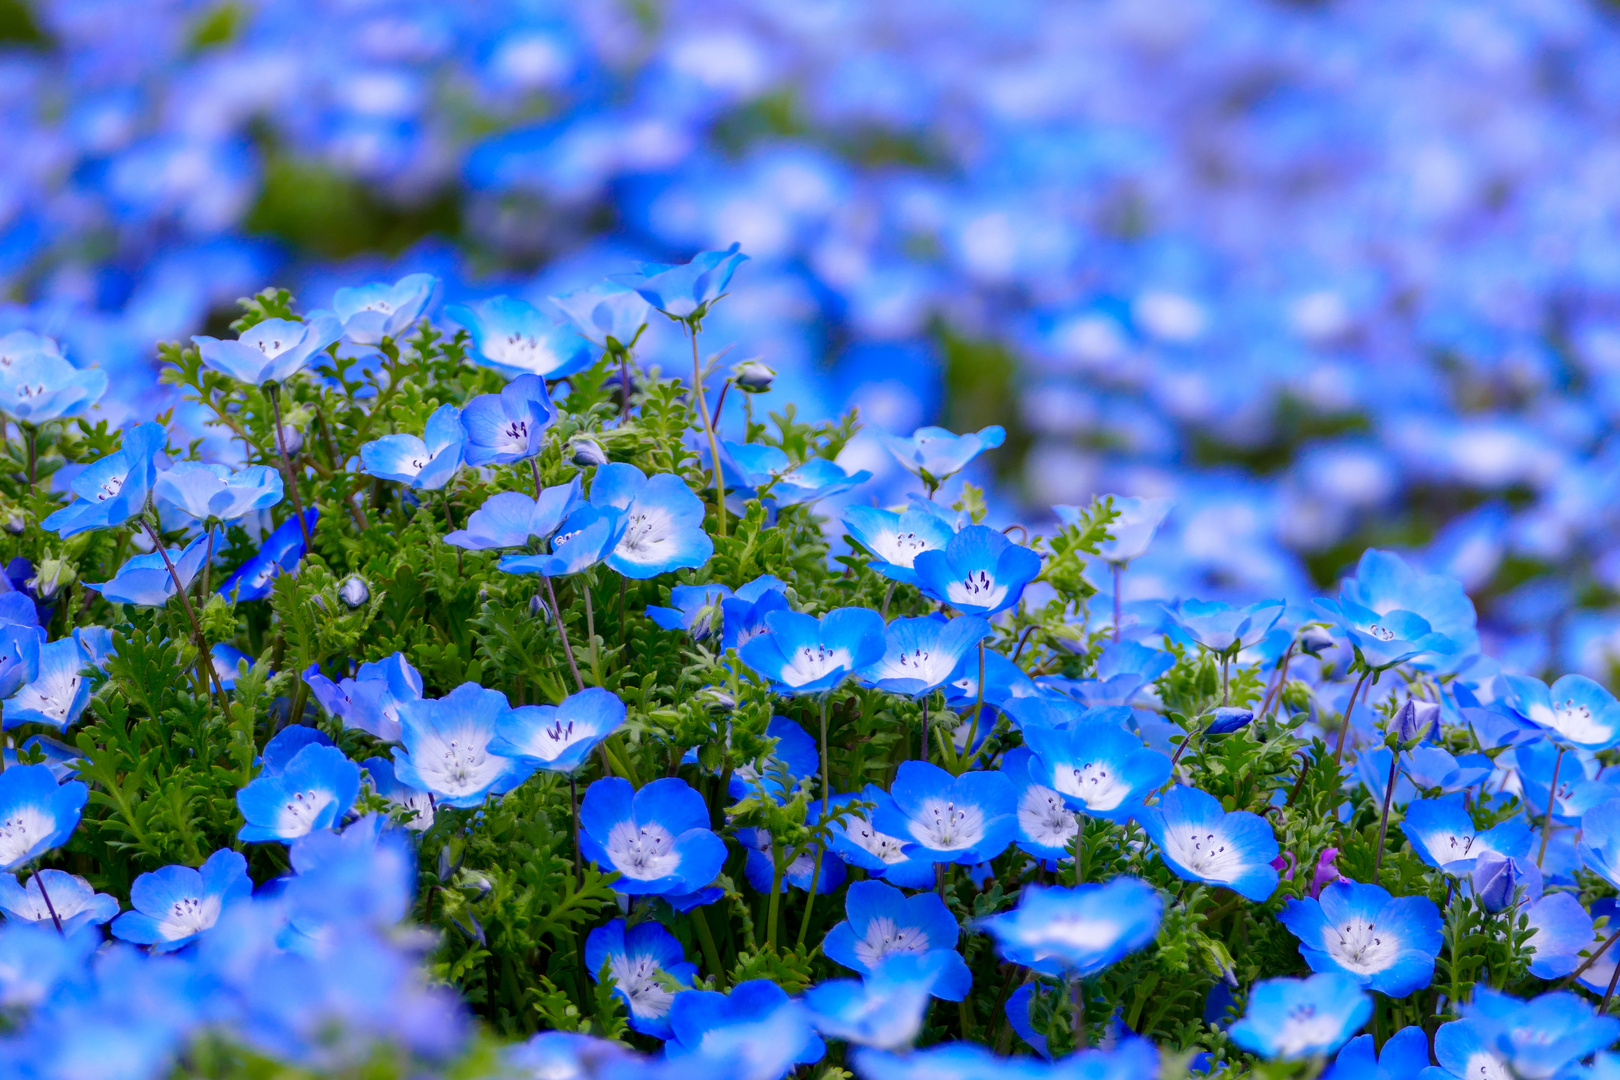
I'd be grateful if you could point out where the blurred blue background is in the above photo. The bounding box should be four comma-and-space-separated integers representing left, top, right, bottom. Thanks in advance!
4, 0, 1620, 681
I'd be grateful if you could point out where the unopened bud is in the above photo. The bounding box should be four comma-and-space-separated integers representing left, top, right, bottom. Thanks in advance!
29, 560, 74, 601
1389, 698, 1441, 748
1297, 626, 1335, 656
529, 594, 545, 618
310, 593, 328, 614
277, 424, 304, 456
570, 439, 608, 468
734, 359, 775, 393
339, 575, 369, 609
1472, 851, 1540, 912
1206, 706, 1254, 735
3, 515, 22, 536
698, 687, 738, 712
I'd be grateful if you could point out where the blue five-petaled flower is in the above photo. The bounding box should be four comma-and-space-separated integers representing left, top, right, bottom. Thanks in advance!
110, 848, 251, 953
577, 776, 727, 897
1278, 880, 1443, 997
912, 525, 1041, 618
1137, 784, 1280, 901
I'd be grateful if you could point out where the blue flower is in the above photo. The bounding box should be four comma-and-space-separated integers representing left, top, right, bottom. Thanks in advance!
445, 478, 584, 551
1335, 549, 1479, 669
1515, 740, 1617, 825
728, 716, 820, 802
857, 615, 992, 697
0, 619, 41, 701
611, 243, 750, 323
913, 525, 1041, 618
825, 786, 937, 890
1138, 785, 1280, 900
460, 374, 556, 466
1167, 599, 1287, 653
1578, 797, 1620, 890
1501, 674, 1620, 752
583, 917, 696, 1039
999, 748, 1080, 862
721, 575, 790, 651
1081, 495, 1175, 565
492, 686, 626, 773
805, 952, 963, 1050
1005, 982, 1054, 1059
947, 649, 1044, 711
0, 349, 107, 423
741, 823, 846, 895
331, 273, 437, 344
362, 757, 435, 832
3, 636, 91, 731
548, 281, 651, 352
822, 879, 970, 992
0, 869, 118, 932
589, 462, 713, 578
391, 683, 536, 808
359, 402, 465, 491
647, 583, 731, 641
719, 440, 873, 506
1052, 640, 1176, 707
1278, 880, 1443, 996
42, 422, 166, 537
1208, 706, 1255, 734
666, 977, 823, 1077
446, 296, 593, 379
977, 877, 1162, 979
86, 529, 215, 607
237, 743, 362, 844
153, 461, 283, 523
1427, 1020, 1510, 1080
218, 510, 317, 602
502, 1033, 639, 1078
1471, 850, 1541, 912
1401, 795, 1530, 875
843, 501, 957, 586
192, 312, 341, 384
1229, 973, 1371, 1060
497, 504, 627, 577
739, 607, 886, 695
578, 776, 726, 897
1313, 595, 1455, 670
1020, 719, 1173, 821
880, 425, 1005, 488
1328, 1027, 1431, 1080
1463, 988, 1620, 1080
110, 847, 250, 952
210, 643, 264, 691
872, 760, 1018, 866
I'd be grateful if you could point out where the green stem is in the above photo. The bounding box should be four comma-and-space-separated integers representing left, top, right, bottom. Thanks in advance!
1374, 747, 1401, 885
1538, 745, 1565, 868
693, 905, 726, 987
796, 845, 825, 950
819, 695, 832, 814
689, 324, 727, 538
544, 576, 586, 692
1332, 667, 1373, 765
266, 384, 314, 553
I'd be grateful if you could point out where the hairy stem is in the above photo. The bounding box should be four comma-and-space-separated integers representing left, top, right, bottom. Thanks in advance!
544, 576, 586, 692
266, 384, 314, 553
690, 325, 727, 537
1538, 745, 1565, 868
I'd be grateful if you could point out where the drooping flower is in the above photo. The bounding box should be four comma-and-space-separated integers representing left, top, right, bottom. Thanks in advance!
237, 744, 363, 844
1166, 599, 1287, 653
42, 422, 167, 537
218, 510, 317, 602
303, 653, 424, 744
583, 918, 696, 1039
153, 462, 283, 523
492, 686, 627, 773
577, 777, 727, 897
1327, 1027, 1431, 1080
460, 374, 556, 466
1334, 549, 1479, 669
1020, 719, 1172, 822
912, 525, 1042, 618
0, 870, 118, 932
611, 243, 750, 323
497, 504, 628, 578
391, 683, 536, 808
824, 786, 937, 890
857, 615, 992, 698
843, 501, 958, 586
109, 847, 251, 952
999, 748, 1080, 862
331, 273, 438, 344
446, 296, 593, 379
358, 402, 465, 490
739, 607, 886, 696
548, 281, 651, 352
804, 953, 962, 1050
1138, 784, 1280, 901
872, 760, 1018, 866
1463, 988, 1620, 1080
1401, 795, 1530, 875
86, 530, 217, 607
192, 313, 342, 385
647, 583, 732, 642
0, 349, 107, 423
3, 637, 92, 731
1278, 880, 1443, 996
589, 462, 713, 579
976, 877, 1162, 978
1228, 973, 1371, 1060
879, 425, 1005, 488
361, 757, 435, 832
444, 480, 585, 551
1500, 674, 1620, 752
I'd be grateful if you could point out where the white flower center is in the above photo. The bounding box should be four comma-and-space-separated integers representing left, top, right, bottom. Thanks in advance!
1162, 825, 1244, 881
610, 952, 676, 1020
276, 787, 336, 838
1324, 916, 1399, 974
1053, 760, 1132, 812
1367, 624, 1397, 642
1273, 1003, 1353, 1058
497, 419, 530, 453
13, 672, 80, 724
853, 915, 929, 968
872, 529, 938, 567
1553, 698, 1609, 742
1018, 784, 1078, 848
910, 796, 985, 851
617, 506, 677, 561
840, 814, 909, 865
781, 643, 851, 687
947, 571, 1006, 610
1463, 1053, 1512, 1080
535, 719, 590, 761
0, 807, 54, 866
161, 893, 221, 940
97, 474, 124, 501
605, 821, 680, 880
417, 730, 504, 798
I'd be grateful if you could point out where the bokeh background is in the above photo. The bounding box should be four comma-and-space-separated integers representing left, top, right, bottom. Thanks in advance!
4, 0, 1620, 681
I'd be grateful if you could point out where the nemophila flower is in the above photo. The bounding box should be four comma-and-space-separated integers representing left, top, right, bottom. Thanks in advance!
913, 525, 1041, 617
578, 777, 726, 897
666, 977, 822, 1077
0, 870, 118, 932
110, 848, 250, 952
857, 615, 992, 698
728, 716, 819, 802
1426, 1019, 1511, 1080
237, 744, 362, 844
86, 530, 215, 607
1401, 795, 1530, 874
445, 479, 583, 552
43, 422, 167, 537
589, 463, 713, 578
359, 403, 465, 490
331, 273, 437, 344
1577, 798, 1620, 890
503, 1032, 639, 1078
1058, 640, 1176, 708
362, 757, 435, 832
1329, 1028, 1430, 1080
1500, 674, 1620, 752
1278, 880, 1443, 996
446, 295, 594, 379
721, 576, 790, 651
1471, 851, 1542, 912
1167, 599, 1287, 653
648, 583, 731, 641
0, 350, 107, 423
192, 312, 342, 384
460, 374, 556, 466
1020, 719, 1172, 821
821, 881, 970, 998
1464, 988, 1620, 1080
1086, 495, 1174, 565
1388, 698, 1442, 747
946, 647, 1043, 713
1230, 973, 1371, 1060
843, 501, 957, 586
1335, 549, 1479, 669
258, 725, 335, 775
584, 918, 696, 1039
304, 652, 424, 743
392, 683, 536, 808
879, 425, 1005, 487
1515, 740, 1617, 825
1520, 893, 1597, 979
0, 624, 41, 700
719, 441, 873, 505
1208, 706, 1255, 734
739, 607, 885, 695
549, 280, 651, 352
1313, 595, 1455, 670
0, 763, 86, 871
3, 637, 91, 730
280, 813, 417, 931
805, 952, 962, 1050
976, 877, 1162, 978
153, 462, 282, 523
872, 760, 1018, 866
218, 510, 317, 602
825, 786, 937, 890
210, 643, 261, 691
1139, 785, 1280, 901
999, 748, 1079, 862
741, 824, 846, 895
493, 686, 627, 773
612, 243, 750, 323
1403, 747, 1491, 793
0, 920, 98, 1010
498, 504, 628, 577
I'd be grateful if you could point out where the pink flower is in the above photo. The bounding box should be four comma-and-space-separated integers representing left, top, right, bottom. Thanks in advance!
1307, 847, 1344, 898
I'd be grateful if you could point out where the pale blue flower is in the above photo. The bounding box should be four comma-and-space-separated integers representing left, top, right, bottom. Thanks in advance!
237, 744, 363, 844
459, 374, 556, 466
3, 637, 91, 731
446, 296, 593, 379
1138, 785, 1280, 900
1278, 880, 1443, 996
153, 462, 283, 522
359, 402, 465, 490
192, 312, 342, 384
218, 510, 316, 602
857, 615, 992, 697
1401, 795, 1530, 875
1501, 674, 1620, 752
0, 869, 118, 933
1463, 988, 1620, 1080
738, 607, 885, 695
110, 848, 250, 952
584, 918, 695, 1039
720, 440, 872, 506
1075, 495, 1174, 565
666, 978, 822, 1076
1020, 719, 1172, 821
999, 748, 1080, 862
331, 273, 437, 344
880, 425, 1004, 487
975, 877, 1162, 978
86, 530, 216, 607
1229, 973, 1371, 1060
549, 281, 651, 352
872, 760, 1017, 866
843, 501, 957, 586
1167, 598, 1286, 653
611, 243, 750, 323
913, 525, 1041, 617
0, 350, 107, 423
497, 504, 627, 577
0, 765, 86, 871
391, 683, 536, 808
589, 462, 713, 578
1329, 1027, 1431, 1080
578, 777, 727, 897
41, 422, 167, 537
1335, 549, 1479, 669
492, 686, 626, 773
443, 477, 583, 550
805, 953, 962, 1050
1312, 596, 1454, 669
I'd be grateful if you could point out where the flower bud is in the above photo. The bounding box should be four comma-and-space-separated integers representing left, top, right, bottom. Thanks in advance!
734, 359, 776, 393
1297, 626, 1335, 656
1472, 850, 1541, 912
338, 575, 369, 609
3, 514, 23, 535
529, 594, 546, 618
310, 593, 328, 614
277, 424, 304, 455
1206, 706, 1254, 734
698, 687, 738, 712
27, 559, 73, 601
570, 438, 608, 468
1389, 698, 1441, 748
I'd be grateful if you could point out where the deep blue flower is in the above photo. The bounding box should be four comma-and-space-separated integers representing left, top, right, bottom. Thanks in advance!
446, 295, 594, 379
1389, 698, 1443, 747
210, 643, 264, 691
1229, 973, 1371, 1060
0, 349, 107, 423
259, 724, 333, 775
497, 504, 627, 578
589, 462, 713, 578
1328, 1027, 1431, 1080
728, 716, 819, 802
548, 281, 651, 352
647, 583, 731, 641
584, 917, 696, 1039
999, 748, 1080, 863
913, 525, 1041, 617
359, 403, 465, 490
843, 501, 957, 586
666, 977, 823, 1078
977, 877, 1162, 978
87, 530, 216, 607
3, 636, 91, 730
42, 422, 167, 537
1207, 706, 1255, 734
721, 575, 790, 651
824, 786, 938, 890
1463, 988, 1620, 1080
192, 312, 341, 385
578, 776, 726, 897
304, 652, 423, 743
821, 881, 970, 998
460, 374, 556, 466
493, 686, 626, 773
1578, 797, 1620, 890
719, 441, 873, 506
445, 480, 583, 552
872, 760, 1018, 866
741, 822, 846, 895
1335, 549, 1479, 669
612, 243, 750, 323
331, 273, 437, 344
1313, 596, 1455, 670
739, 607, 886, 695
804, 952, 963, 1050
0, 869, 118, 932
391, 683, 536, 808
237, 743, 362, 844
1021, 719, 1172, 821
1426, 1020, 1510, 1080
1500, 674, 1620, 752
857, 615, 992, 698
110, 847, 250, 952
1401, 795, 1530, 875
153, 462, 282, 523
1167, 598, 1286, 653
218, 510, 318, 602
879, 425, 1005, 487
1278, 880, 1443, 996
1138, 785, 1280, 900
